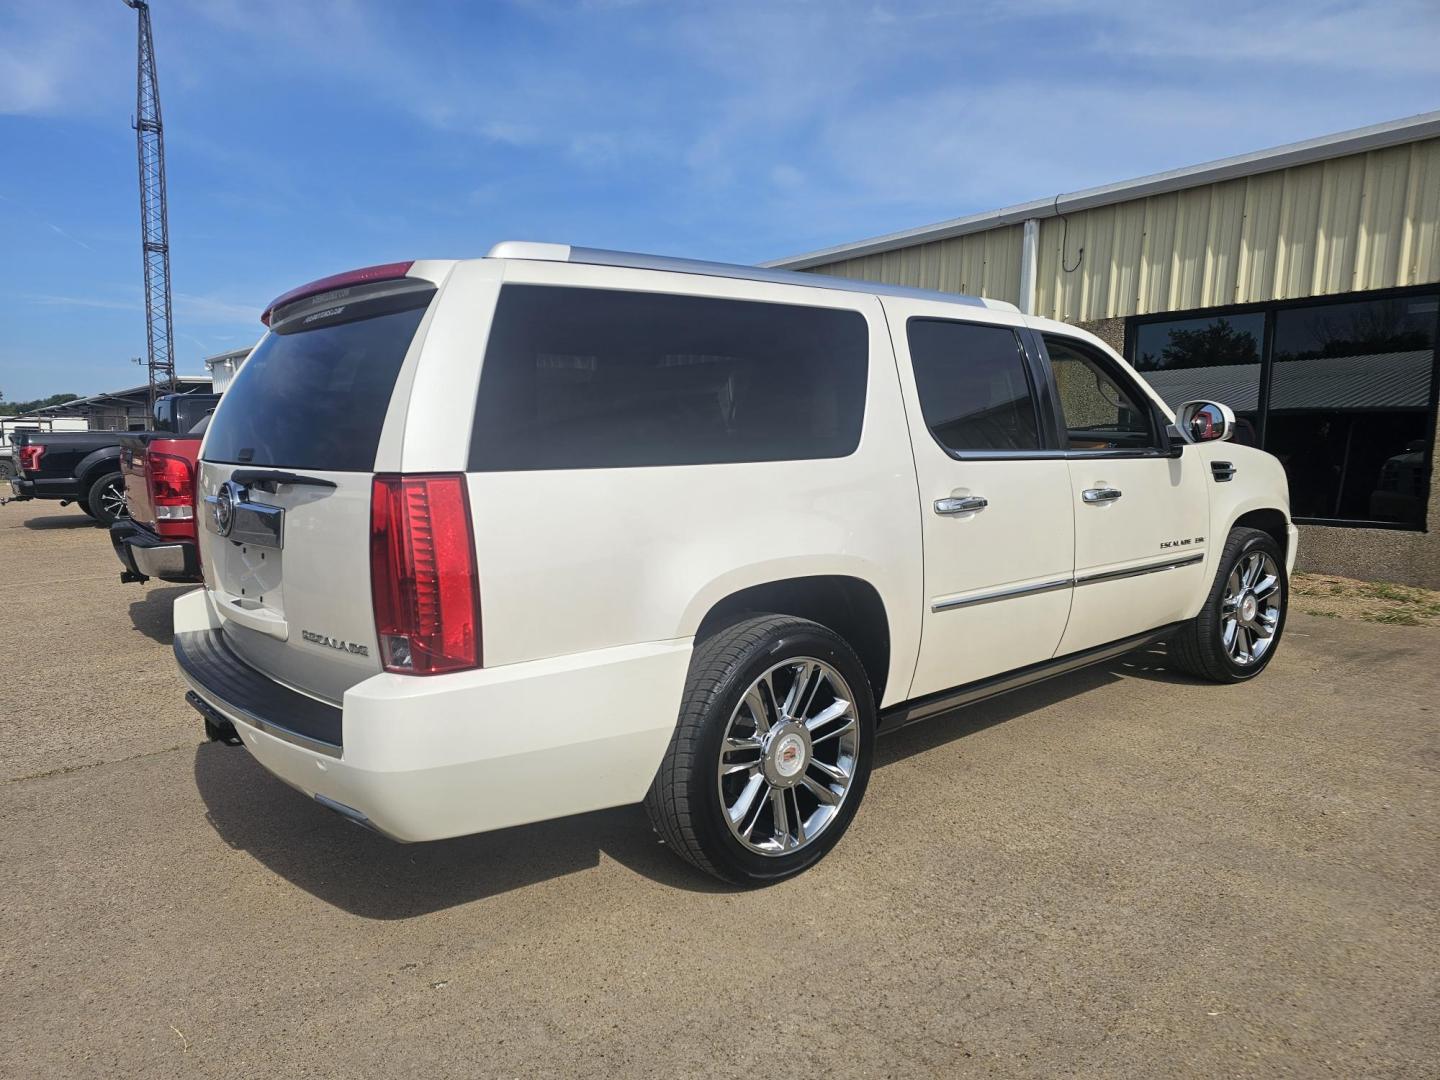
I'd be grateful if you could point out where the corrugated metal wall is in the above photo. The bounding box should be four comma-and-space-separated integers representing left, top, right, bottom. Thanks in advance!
804, 137, 1440, 320
809, 224, 1024, 305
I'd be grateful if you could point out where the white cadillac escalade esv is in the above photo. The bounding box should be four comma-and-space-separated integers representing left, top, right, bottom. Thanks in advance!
175, 242, 1297, 884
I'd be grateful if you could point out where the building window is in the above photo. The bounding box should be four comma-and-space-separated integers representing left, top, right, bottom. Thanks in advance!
1131, 312, 1265, 447
1129, 288, 1439, 530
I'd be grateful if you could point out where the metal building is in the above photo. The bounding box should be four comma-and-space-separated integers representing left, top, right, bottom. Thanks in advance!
769, 112, 1440, 587
30, 375, 212, 431
203, 346, 253, 394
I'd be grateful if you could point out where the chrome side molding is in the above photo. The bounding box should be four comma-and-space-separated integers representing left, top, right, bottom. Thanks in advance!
931, 552, 1205, 613
1074, 552, 1203, 586
931, 577, 1072, 612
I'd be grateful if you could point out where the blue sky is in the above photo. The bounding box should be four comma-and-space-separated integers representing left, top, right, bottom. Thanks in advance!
1, 0, 1437, 402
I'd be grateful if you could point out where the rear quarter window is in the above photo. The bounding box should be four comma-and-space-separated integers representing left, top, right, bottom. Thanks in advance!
469, 285, 868, 470
203, 294, 431, 472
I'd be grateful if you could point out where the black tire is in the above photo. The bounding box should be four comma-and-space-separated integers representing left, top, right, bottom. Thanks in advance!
0, 459, 15, 482
76, 501, 97, 519
644, 614, 876, 886
1169, 526, 1288, 683
85, 471, 129, 525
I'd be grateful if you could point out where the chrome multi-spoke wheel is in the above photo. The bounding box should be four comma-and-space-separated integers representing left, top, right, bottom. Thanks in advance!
87, 471, 131, 524
1169, 526, 1288, 683
99, 480, 129, 521
1220, 550, 1281, 665
645, 614, 875, 884
717, 658, 859, 856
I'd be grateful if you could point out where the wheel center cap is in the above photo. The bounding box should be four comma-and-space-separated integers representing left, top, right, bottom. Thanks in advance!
774, 733, 806, 778
1240, 594, 1258, 622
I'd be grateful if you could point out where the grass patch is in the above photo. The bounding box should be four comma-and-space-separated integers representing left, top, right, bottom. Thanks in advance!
1291, 571, 1439, 629
1364, 608, 1427, 626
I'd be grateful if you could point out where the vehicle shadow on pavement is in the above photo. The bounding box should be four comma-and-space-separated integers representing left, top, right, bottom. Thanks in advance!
874, 663, 1120, 766
192, 644, 1191, 918
1104, 643, 1204, 686
128, 584, 190, 645
20, 512, 99, 530
874, 640, 1201, 763
193, 743, 731, 918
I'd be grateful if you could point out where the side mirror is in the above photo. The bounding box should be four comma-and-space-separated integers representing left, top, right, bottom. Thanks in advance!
1176, 400, 1235, 444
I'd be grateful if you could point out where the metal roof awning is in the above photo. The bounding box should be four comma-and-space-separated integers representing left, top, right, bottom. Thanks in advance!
1142, 351, 1434, 412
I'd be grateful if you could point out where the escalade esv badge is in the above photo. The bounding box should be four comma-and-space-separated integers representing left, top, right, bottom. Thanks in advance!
301, 630, 369, 657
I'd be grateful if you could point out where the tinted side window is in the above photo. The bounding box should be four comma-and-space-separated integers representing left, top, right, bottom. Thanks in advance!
1045, 335, 1157, 450
907, 320, 1040, 453
469, 286, 868, 470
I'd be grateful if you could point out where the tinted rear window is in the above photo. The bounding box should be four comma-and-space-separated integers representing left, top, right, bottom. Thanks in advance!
203, 297, 429, 471
469, 285, 868, 470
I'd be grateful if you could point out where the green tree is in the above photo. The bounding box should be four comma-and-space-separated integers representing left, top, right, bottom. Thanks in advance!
0, 392, 82, 417
1144, 318, 1259, 370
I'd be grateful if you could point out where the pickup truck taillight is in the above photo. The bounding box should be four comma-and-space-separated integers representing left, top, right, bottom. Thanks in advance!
369, 474, 481, 675
18, 445, 43, 474
147, 452, 195, 520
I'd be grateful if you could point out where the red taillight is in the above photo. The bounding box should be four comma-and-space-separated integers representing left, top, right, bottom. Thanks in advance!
261, 261, 415, 326
147, 452, 195, 519
370, 474, 480, 675
18, 445, 44, 474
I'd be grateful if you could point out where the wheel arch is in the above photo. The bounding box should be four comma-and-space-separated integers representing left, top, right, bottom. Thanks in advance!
691, 574, 893, 706
75, 447, 123, 497
1232, 507, 1290, 565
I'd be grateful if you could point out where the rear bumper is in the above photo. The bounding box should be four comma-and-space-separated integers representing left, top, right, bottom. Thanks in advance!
172, 588, 691, 842
110, 520, 201, 583
1286, 522, 1300, 576
9, 477, 73, 501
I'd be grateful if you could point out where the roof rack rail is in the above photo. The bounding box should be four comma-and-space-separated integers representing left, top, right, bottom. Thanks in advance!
484, 241, 1014, 311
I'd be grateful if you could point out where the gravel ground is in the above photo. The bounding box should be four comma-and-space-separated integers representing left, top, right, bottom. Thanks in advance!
1, 498, 1437, 1078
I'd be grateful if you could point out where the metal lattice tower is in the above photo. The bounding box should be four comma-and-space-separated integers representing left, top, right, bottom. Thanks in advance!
124, 0, 176, 424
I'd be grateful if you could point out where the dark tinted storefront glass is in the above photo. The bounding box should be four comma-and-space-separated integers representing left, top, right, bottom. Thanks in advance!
1265, 295, 1436, 526
470, 286, 868, 470
1132, 312, 1265, 446
907, 320, 1039, 452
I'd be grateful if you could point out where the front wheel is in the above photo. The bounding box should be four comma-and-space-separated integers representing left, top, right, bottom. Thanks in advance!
644, 614, 876, 885
1169, 526, 1287, 682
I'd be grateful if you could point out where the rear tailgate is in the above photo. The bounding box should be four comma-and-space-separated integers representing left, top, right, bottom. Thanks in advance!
197, 273, 438, 704
120, 434, 155, 526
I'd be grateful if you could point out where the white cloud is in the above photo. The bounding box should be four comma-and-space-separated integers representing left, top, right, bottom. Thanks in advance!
0, 3, 129, 116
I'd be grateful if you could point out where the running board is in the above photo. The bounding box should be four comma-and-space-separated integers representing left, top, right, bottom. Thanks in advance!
879, 622, 1184, 732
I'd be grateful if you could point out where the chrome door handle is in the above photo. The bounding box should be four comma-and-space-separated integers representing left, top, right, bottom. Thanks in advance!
934, 495, 988, 514
1082, 487, 1123, 504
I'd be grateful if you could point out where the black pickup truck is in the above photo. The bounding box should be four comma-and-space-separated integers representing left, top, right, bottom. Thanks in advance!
7, 393, 220, 525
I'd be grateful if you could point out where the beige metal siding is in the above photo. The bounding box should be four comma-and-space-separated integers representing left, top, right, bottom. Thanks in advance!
804, 137, 1440, 319
804, 224, 1024, 305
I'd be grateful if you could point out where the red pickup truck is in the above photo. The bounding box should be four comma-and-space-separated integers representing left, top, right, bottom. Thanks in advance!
109, 427, 204, 584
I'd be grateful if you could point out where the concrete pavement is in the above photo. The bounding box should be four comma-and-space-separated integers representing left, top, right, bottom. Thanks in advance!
2, 499, 1436, 1078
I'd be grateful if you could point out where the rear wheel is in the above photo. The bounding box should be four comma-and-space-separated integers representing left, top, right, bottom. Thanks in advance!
86, 472, 129, 525
1169, 526, 1287, 682
644, 614, 875, 885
